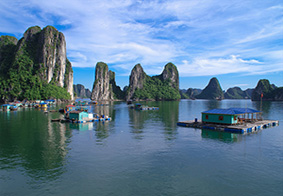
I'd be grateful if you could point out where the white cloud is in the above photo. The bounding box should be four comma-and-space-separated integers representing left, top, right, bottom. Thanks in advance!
0, 0, 282, 80
177, 55, 266, 76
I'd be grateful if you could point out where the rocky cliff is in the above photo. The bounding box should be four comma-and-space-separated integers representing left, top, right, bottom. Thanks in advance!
0, 26, 73, 101
91, 62, 123, 101
126, 63, 180, 101
73, 84, 91, 98
252, 79, 282, 101
196, 77, 224, 100
109, 71, 125, 100
160, 62, 179, 90
125, 64, 146, 101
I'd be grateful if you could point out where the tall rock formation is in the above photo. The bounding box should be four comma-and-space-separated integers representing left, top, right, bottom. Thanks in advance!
160, 62, 179, 90
252, 79, 282, 101
0, 26, 73, 101
91, 62, 123, 101
126, 63, 180, 101
196, 77, 224, 100
91, 62, 110, 100
73, 84, 91, 98
126, 64, 146, 101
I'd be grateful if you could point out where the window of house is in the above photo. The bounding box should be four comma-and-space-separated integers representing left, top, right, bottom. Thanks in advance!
219, 116, 223, 120
205, 115, 209, 119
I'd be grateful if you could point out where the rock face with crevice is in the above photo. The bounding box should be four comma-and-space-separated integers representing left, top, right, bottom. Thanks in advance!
125, 64, 147, 101
91, 62, 124, 100
0, 25, 74, 101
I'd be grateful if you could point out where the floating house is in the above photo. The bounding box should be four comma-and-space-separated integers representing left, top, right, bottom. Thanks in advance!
45, 99, 56, 105
69, 111, 89, 121
39, 102, 48, 108
202, 108, 262, 125
65, 105, 76, 112
177, 107, 278, 134
1, 104, 12, 111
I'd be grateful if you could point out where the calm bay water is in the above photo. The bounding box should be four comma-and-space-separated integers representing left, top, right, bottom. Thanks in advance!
0, 100, 282, 196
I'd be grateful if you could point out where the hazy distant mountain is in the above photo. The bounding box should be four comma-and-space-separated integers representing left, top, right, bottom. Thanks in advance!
224, 87, 253, 99
73, 84, 91, 98
180, 88, 202, 99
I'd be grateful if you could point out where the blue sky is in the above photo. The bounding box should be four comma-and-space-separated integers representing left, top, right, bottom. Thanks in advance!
0, 0, 282, 90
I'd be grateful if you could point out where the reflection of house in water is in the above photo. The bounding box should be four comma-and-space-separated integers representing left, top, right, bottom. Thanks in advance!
69, 122, 94, 131
201, 129, 243, 143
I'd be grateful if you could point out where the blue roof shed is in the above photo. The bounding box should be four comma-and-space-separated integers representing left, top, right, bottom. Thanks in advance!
202, 108, 262, 125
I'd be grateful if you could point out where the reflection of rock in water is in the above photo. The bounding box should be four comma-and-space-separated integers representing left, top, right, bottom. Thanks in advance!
204, 100, 221, 111
201, 129, 242, 143
94, 122, 111, 144
157, 101, 179, 140
128, 101, 179, 140
0, 110, 72, 181
92, 102, 116, 120
252, 101, 272, 117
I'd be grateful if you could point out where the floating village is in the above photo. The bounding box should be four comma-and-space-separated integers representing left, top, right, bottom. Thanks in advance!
0, 99, 279, 135
0, 100, 160, 124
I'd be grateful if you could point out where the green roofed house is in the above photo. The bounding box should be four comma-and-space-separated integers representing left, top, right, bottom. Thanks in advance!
202, 108, 262, 125
69, 111, 89, 121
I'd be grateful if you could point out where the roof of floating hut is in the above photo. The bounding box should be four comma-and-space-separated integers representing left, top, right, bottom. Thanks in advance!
69, 110, 85, 114
202, 108, 261, 115
66, 105, 75, 108
228, 108, 261, 114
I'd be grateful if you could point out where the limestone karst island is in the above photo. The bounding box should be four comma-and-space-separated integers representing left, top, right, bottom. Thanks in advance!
1, 26, 283, 103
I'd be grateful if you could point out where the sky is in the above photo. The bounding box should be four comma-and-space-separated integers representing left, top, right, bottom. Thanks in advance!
0, 0, 282, 91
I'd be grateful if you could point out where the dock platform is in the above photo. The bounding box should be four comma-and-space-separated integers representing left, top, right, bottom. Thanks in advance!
177, 120, 279, 134
52, 117, 111, 123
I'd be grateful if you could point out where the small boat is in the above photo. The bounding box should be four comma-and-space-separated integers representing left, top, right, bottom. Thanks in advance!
51, 119, 61, 122
89, 101, 98, 105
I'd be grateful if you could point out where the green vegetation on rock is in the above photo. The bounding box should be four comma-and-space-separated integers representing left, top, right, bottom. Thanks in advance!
132, 75, 180, 101
0, 26, 72, 102
252, 79, 282, 101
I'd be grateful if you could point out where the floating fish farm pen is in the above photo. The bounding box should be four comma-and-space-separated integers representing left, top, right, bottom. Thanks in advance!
177, 108, 279, 134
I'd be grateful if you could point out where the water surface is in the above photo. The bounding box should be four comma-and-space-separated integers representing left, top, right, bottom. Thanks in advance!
0, 100, 282, 196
